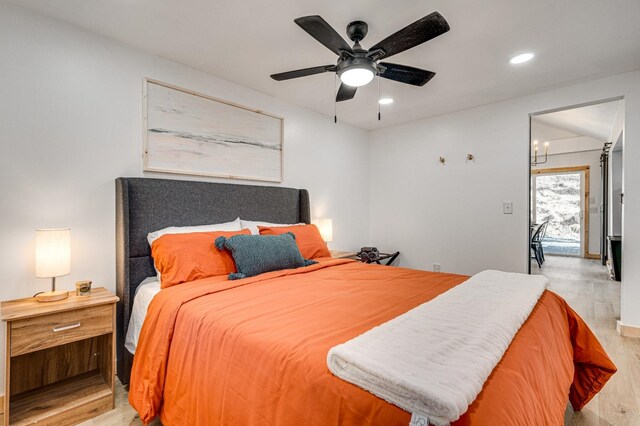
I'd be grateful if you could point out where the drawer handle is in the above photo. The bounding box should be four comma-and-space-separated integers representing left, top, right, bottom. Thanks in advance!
53, 322, 81, 332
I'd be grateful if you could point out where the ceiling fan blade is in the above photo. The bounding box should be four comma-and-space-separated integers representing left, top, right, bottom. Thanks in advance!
379, 62, 436, 86
270, 65, 335, 81
336, 83, 357, 102
294, 15, 354, 56
368, 12, 450, 60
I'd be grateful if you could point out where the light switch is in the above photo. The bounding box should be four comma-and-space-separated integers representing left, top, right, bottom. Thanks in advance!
503, 201, 513, 214
589, 197, 596, 204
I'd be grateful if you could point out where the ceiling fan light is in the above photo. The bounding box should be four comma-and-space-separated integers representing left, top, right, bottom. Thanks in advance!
340, 68, 375, 87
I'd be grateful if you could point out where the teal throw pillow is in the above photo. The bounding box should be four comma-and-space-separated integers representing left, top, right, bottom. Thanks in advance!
215, 232, 317, 280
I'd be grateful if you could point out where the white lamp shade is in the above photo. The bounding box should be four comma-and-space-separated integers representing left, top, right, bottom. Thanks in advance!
35, 228, 71, 278
317, 219, 333, 243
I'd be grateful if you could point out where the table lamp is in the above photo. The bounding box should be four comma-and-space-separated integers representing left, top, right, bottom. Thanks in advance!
35, 228, 71, 302
317, 218, 333, 245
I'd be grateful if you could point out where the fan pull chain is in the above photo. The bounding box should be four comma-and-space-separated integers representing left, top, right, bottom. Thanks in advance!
377, 72, 381, 121
334, 75, 338, 124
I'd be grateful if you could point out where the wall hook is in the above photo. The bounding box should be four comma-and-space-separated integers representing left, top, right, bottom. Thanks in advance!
467, 154, 474, 161
439, 157, 446, 165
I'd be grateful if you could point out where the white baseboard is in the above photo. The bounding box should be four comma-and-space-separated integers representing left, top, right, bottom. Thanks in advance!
617, 320, 640, 339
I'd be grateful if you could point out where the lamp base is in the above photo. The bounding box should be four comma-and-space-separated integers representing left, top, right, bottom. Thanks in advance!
35, 290, 69, 303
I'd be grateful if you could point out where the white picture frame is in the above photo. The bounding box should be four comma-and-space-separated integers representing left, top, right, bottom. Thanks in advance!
143, 79, 283, 182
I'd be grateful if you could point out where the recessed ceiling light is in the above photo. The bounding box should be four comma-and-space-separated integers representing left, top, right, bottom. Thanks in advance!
509, 53, 534, 64
378, 98, 394, 105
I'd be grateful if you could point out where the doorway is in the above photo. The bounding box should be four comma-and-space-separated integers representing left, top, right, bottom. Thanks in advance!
528, 97, 623, 273
532, 167, 589, 257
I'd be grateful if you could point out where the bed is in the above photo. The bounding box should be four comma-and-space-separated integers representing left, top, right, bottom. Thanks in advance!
116, 177, 615, 425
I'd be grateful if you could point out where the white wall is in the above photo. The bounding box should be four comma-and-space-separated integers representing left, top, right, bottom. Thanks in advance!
369, 71, 640, 329
532, 149, 603, 255
369, 101, 528, 275
0, 3, 370, 393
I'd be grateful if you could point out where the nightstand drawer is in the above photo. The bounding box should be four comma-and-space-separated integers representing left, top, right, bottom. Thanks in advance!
10, 304, 113, 356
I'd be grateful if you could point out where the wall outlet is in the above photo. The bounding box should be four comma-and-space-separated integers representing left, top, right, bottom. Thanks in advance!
433, 263, 441, 272
503, 201, 513, 214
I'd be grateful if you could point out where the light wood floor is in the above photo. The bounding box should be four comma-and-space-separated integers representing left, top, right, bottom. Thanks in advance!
2, 256, 635, 425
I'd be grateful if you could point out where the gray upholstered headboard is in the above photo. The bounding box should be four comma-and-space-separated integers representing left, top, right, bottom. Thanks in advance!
115, 177, 310, 384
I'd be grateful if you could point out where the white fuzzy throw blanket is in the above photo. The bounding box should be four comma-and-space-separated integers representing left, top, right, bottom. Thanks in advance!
327, 270, 549, 425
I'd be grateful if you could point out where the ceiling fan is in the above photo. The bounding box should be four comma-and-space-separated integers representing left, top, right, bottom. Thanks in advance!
270, 12, 450, 103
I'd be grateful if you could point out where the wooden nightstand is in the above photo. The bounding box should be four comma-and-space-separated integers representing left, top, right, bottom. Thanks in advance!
330, 250, 358, 259
1, 288, 119, 426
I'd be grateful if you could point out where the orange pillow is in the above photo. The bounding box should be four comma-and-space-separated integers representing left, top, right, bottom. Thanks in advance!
151, 229, 251, 288
258, 224, 330, 259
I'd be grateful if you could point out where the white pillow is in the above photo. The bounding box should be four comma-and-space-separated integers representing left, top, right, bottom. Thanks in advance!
240, 219, 304, 235
147, 217, 242, 247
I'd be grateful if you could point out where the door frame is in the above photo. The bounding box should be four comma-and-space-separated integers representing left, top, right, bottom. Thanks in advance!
527, 96, 623, 274
531, 165, 591, 258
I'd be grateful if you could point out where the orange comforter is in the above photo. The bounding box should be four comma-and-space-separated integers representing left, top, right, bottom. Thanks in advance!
129, 259, 615, 425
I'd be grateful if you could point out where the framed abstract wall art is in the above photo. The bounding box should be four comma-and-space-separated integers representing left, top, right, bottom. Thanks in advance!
143, 79, 283, 182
